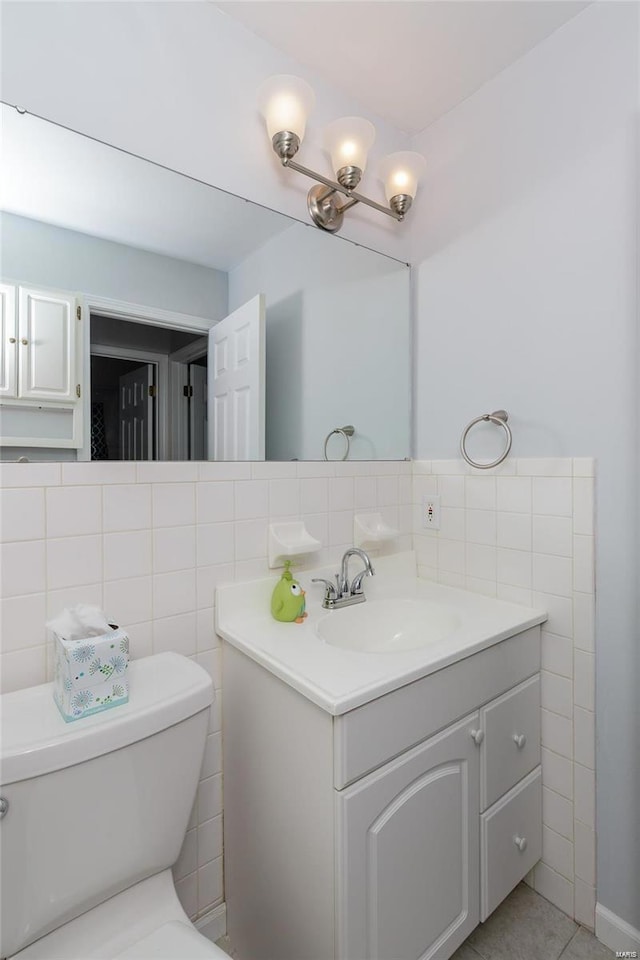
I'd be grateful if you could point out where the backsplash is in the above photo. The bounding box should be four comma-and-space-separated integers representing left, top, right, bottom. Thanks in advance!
413, 458, 596, 929
0, 458, 412, 922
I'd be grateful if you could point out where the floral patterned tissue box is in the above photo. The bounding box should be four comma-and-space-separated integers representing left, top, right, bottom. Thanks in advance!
53, 625, 130, 722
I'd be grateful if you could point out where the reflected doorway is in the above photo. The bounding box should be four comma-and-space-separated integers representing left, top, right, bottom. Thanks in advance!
90, 355, 157, 460
89, 315, 208, 461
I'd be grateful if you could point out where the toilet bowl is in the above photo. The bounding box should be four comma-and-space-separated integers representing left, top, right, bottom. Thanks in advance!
0, 653, 229, 960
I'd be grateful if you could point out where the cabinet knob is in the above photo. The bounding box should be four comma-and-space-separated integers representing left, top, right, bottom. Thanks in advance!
513, 734, 526, 749
20, 339, 28, 345
470, 728, 484, 746
8, 337, 16, 343
0, 797, 8, 819
514, 835, 527, 852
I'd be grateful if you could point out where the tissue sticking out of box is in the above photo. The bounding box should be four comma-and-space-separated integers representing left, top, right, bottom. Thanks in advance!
48, 605, 130, 722
46, 604, 113, 642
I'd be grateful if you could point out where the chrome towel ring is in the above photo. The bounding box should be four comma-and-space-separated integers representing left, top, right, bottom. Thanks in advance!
323, 425, 355, 461
460, 410, 512, 469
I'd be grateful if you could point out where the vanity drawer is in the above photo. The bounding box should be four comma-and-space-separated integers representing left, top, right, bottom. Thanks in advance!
481, 674, 540, 810
334, 627, 540, 789
480, 766, 542, 921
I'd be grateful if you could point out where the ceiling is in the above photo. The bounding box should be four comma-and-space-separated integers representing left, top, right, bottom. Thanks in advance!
216, 1, 589, 135
0, 105, 292, 272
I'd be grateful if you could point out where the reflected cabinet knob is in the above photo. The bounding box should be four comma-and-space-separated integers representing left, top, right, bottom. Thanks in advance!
470, 729, 484, 746
514, 835, 527, 852
0, 797, 8, 819
513, 733, 526, 749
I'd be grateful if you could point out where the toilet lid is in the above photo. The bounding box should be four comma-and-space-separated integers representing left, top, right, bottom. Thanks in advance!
116, 922, 228, 959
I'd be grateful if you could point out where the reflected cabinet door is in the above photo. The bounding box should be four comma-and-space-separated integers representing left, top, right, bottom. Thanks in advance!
0, 283, 17, 398
337, 713, 480, 960
18, 286, 77, 403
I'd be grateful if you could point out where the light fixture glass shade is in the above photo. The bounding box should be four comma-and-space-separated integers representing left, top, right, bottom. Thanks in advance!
324, 117, 376, 177
379, 151, 427, 201
257, 74, 315, 141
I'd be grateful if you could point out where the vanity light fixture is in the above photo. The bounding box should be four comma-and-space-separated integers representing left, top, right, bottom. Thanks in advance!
258, 74, 426, 233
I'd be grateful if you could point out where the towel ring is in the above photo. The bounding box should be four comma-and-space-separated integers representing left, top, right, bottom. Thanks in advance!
460, 410, 512, 469
323, 425, 355, 461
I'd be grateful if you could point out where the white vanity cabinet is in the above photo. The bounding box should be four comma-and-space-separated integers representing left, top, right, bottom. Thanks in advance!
0, 282, 83, 447
222, 625, 542, 960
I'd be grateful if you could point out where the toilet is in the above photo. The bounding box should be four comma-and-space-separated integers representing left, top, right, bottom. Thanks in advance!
0, 652, 230, 960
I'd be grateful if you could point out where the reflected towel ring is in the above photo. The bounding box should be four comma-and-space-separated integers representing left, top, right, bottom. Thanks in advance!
323, 425, 355, 461
460, 410, 512, 469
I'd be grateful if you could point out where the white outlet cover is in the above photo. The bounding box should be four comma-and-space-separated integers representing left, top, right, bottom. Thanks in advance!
422, 494, 441, 530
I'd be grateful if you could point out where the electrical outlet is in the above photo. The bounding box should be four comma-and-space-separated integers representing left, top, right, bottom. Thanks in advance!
422, 494, 441, 530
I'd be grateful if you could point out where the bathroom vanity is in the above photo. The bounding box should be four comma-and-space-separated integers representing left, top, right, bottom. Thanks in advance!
217, 554, 546, 960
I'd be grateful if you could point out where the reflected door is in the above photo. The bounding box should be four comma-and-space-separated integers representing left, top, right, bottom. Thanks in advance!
189, 362, 207, 460
208, 294, 265, 460
119, 363, 153, 460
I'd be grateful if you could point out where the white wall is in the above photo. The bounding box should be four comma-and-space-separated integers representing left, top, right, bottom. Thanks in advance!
409, 3, 639, 931
1, 213, 228, 320
0, 1, 411, 262
228, 225, 410, 460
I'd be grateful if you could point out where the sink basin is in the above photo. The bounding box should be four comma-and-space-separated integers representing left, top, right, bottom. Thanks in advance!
316, 598, 460, 653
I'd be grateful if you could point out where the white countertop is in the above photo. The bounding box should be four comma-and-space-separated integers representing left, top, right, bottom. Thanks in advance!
215, 552, 547, 716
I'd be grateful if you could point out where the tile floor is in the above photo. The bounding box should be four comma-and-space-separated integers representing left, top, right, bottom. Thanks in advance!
453, 883, 613, 960
216, 883, 614, 960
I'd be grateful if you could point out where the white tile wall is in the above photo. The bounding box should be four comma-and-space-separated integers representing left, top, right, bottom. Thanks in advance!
413, 457, 596, 928
0, 458, 412, 922
0, 456, 595, 926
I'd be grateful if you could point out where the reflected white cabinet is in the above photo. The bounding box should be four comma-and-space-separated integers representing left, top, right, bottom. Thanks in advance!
337, 713, 480, 960
223, 626, 542, 960
0, 283, 17, 398
0, 282, 82, 448
17, 286, 77, 403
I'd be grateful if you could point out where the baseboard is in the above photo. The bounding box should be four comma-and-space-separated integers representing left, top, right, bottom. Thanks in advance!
595, 903, 640, 955
196, 901, 227, 943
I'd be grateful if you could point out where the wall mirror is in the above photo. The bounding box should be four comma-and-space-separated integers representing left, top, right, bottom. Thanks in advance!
0, 104, 411, 462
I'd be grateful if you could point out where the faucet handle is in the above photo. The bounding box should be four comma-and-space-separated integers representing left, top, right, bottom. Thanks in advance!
350, 565, 375, 595
311, 578, 338, 600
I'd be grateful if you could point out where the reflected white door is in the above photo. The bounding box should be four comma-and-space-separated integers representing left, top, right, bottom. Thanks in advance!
119, 364, 153, 460
208, 294, 265, 461
189, 363, 207, 461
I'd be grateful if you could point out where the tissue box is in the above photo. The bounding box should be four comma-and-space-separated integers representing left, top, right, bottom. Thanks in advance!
53, 625, 130, 722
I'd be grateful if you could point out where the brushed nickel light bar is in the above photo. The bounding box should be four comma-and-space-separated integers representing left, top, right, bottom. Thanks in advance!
258, 75, 426, 234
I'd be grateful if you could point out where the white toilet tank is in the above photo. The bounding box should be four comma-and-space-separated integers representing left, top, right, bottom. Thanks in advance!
0, 652, 214, 959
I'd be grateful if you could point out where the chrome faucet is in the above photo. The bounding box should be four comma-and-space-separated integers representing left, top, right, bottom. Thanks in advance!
312, 547, 375, 610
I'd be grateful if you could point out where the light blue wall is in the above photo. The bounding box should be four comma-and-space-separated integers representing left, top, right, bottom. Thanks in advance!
229, 225, 410, 461
1, 212, 228, 319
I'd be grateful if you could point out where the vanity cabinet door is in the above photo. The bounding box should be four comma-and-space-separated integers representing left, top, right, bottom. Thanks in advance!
336, 712, 480, 960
